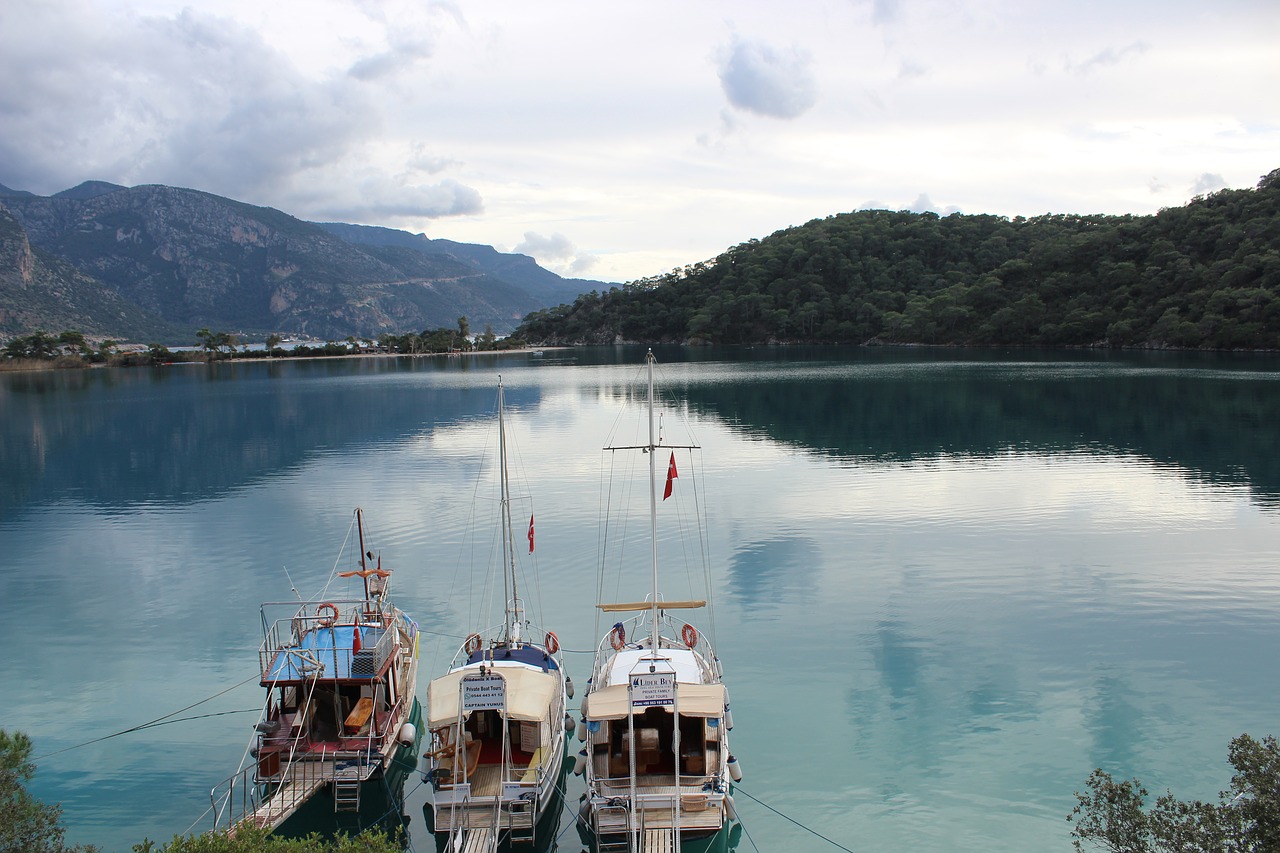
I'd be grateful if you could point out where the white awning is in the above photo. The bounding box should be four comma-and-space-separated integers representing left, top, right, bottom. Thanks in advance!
427, 664, 561, 729
582, 682, 726, 721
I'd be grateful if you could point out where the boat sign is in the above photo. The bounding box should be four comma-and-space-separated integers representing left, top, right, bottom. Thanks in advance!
462, 674, 506, 711
630, 672, 676, 707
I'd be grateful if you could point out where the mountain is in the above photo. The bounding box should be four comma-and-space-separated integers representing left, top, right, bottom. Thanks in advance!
0, 182, 606, 342
314, 222, 590, 306
0, 202, 185, 340
516, 168, 1280, 350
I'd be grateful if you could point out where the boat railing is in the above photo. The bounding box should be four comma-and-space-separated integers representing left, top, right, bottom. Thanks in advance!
210, 746, 340, 833
258, 599, 400, 680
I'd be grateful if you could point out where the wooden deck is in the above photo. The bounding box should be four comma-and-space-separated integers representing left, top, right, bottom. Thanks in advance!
233, 760, 375, 833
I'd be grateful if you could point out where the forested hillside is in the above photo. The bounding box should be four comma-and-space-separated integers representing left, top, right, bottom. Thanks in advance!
516, 169, 1280, 349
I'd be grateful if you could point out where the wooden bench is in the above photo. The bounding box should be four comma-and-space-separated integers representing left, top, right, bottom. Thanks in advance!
343, 697, 374, 733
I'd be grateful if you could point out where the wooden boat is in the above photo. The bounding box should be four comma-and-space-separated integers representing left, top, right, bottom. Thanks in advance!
577, 350, 741, 852
422, 377, 572, 851
211, 508, 422, 837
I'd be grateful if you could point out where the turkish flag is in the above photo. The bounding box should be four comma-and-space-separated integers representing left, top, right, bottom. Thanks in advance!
663, 452, 678, 500
528, 514, 535, 552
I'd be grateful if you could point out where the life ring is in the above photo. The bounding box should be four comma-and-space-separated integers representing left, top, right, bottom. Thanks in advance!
609, 623, 626, 651
464, 633, 483, 655
316, 602, 339, 627
681, 623, 698, 648
545, 631, 560, 655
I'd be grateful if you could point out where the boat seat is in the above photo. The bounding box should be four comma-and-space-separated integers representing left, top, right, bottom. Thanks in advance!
343, 696, 374, 733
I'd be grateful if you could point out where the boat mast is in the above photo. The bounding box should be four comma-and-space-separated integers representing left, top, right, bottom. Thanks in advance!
646, 350, 660, 656
355, 507, 371, 601
498, 377, 521, 644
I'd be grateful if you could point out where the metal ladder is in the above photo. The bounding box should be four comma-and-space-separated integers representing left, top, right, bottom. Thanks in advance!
332, 767, 361, 813
593, 801, 633, 853
507, 793, 537, 845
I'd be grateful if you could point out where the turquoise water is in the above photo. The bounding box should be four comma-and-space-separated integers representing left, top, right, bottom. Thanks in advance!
3, 346, 1279, 852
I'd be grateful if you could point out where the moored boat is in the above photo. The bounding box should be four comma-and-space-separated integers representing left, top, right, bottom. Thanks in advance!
577, 350, 741, 853
210, 508, 422, 838
422, 377, 572, 852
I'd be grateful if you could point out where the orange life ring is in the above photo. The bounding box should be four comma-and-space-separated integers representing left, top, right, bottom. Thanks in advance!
545, 631, 560, 655
609, 623, 626, 651
464, 633, 483, 655
681, 623, 698, 648
316, 602, 340, 626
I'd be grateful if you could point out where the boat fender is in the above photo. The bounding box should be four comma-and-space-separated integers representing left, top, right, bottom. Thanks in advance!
316, 602, 340, 627
609, 622, 626, 650
681, 623, 698, 648
396, 722, 417, 747
725, 794, 738, 821
545, 630, 560, 655
724, 702, 734, 731
564, 713, 574, 733
464, 633, 483, 655
577, 793, 591, 826
566, 673, 575, 699
255, 719, 280, 734
573, 747, 588, 776
727, 754, 743, 782
577, 717, 588, 742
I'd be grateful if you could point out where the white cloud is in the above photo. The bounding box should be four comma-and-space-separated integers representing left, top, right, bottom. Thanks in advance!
0, 0, 1276, 284
513, 231, 597, 277
717, 36, 818, 119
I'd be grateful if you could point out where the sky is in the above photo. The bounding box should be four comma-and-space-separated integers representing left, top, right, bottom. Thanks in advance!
1, 0, 1277, 284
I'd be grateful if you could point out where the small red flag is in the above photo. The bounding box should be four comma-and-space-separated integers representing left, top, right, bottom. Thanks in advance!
527, 514, 535, 552
663, 452, 678, 500
352, 626, 362, 654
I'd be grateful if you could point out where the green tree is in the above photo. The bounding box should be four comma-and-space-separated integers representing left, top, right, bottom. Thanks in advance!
1068, 734, 1280, 852
1, 729, 98, 853
133, 826, 403, 852
265, 335, 282, 357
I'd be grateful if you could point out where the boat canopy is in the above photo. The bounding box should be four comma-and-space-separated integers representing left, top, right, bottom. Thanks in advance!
583, 682, 726, 721
427, 665, 560, 728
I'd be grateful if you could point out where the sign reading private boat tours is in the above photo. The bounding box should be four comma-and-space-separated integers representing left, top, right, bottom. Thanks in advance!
630, 672, 676, 707
462, 674, 506, 711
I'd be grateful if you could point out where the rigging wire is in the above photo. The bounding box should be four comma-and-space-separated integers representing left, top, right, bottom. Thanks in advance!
33, 672, 261, 761
734, 784, 858, 852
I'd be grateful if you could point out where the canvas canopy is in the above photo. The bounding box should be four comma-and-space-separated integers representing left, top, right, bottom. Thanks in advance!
427, 665, 559, 729
583, 682, 726, 721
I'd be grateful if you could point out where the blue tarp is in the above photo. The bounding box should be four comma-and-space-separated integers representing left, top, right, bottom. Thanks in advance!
265, 625, 385, 681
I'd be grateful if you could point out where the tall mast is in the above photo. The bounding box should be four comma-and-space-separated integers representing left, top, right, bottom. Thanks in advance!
355, 507, 371, 601
498, 377, 521, 643
646, 350, 660, 656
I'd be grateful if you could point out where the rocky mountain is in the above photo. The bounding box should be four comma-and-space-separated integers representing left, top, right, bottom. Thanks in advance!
0, 202, 185, 340
0, 181, 605, 342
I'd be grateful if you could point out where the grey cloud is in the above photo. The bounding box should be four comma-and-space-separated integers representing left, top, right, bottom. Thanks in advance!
908, 193, 961, 215
513, 231, 596, 275
321, 179, 484, 220
1191, 173, 1227, 194
0, 6, 370, 199
1064, 42, 1149, 75
718, 37, 817, 119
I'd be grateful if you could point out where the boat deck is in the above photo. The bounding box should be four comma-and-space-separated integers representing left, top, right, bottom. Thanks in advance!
234, 759, 375, 833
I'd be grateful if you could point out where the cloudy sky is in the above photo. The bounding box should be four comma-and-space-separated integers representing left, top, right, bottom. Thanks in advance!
1, 0, 1276, 282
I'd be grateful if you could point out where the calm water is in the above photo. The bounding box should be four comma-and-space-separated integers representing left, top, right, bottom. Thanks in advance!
3, 346, 1280, 852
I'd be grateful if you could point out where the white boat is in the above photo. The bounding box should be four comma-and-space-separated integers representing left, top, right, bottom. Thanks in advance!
423, 377, 572, 851
577, 350, 741, 853
212, 508, 422, 837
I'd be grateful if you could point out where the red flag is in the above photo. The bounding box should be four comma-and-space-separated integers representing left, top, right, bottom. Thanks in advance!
663, 452, 678, 500
352, 626, 362, 654
527, 514, 535, 553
